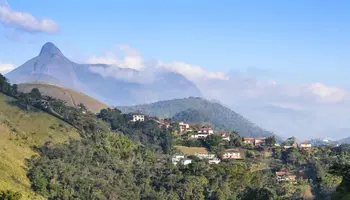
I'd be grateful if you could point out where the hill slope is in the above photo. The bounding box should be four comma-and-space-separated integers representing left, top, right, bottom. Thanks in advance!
18, 82, 108, 113
119, 97, 273, 137
338, 137, 350, 144
0, 93, 80, 199
6, 42, 202, 106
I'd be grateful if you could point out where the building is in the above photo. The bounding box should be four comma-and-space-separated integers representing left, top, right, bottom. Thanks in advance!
243, 137, 255, 145
179, 122, 190, 133
172, 155, 185, 165
299, 142, 312, 150
276, 170, 297, 182
198, 127, 214, 135
217, 131, 231, 141
182, 159, 192, 165
157, 120, 171, 129
191, 133, 209, 139
194, 154, 216, 160
255, 137, 266, 146
222, 150, 242, 159
131, 113, 145, 122
208, 158, 221, 164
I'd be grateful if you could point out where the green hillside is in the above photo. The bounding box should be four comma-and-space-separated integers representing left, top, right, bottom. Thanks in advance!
0, 93, 80, 199
18, 82, 109, 113
119, 97, 273, 137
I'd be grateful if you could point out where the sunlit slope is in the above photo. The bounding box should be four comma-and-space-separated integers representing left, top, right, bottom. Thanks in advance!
18, 82, 108, 113
0, 93, 80, 199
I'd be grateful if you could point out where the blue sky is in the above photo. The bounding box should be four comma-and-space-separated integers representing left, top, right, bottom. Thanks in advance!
1, 0, 350, 139
1, 0, 350, 86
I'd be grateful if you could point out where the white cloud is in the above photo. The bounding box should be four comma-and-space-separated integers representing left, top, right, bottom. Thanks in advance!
87, 45, 228, 83
309, 83, 346, 104
156, 61, 228, 82
87, 45, 144, 70
0, 2, 58, 33
0, 62, 15, 74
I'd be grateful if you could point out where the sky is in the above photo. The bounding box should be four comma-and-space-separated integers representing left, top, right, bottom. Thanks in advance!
1, 0, 350, 140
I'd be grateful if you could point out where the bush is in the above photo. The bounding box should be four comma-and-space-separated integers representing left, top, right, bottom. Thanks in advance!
0, 190, 22, 200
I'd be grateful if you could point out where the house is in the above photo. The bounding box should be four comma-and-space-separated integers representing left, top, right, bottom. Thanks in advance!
217, 131, 230, 141
254, 137, 266, 146
194, 154, 216, 160
157, 120, 171, 129
191, 133, 209, 139
172, 155, 185, 165
131, 113, 145, 122
276, 170, 297, 182
198, 127, 214, 135
179, 122, 190, 133
208, 158, 221, 164
182, 159, 192, 165
299, 142, 312, 150
191, 127, 214, 139
222, 150, 242, 159
243, 137, 255, 145
193, 154, 221, 164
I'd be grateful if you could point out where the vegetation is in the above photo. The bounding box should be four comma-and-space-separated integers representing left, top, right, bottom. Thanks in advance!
119, 97, 273, 138
18, 82, 108, 113
1, 73, 350, 199
0, 76, 79, 199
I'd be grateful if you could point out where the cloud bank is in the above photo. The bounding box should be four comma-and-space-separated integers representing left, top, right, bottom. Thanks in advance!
0, 62, 15, 74
0, 2, 58, 33
86, 45, 350, 140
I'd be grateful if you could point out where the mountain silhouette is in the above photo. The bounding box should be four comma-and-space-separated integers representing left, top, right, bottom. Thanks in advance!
6, 42, 202, 106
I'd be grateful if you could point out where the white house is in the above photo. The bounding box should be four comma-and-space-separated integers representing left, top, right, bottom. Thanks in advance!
172, 155, 185, 165
182, 159, 192, 165
208, 158, 221, 164
131, 114, 145, 122
198, 127, 214, 134
194, 154, 216, 160
179, 122, 190, 133
191, 134, 209, 139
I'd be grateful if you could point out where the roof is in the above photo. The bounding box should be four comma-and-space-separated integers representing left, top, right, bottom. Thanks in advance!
200, 127, 212, 131
243, 137, 254, 140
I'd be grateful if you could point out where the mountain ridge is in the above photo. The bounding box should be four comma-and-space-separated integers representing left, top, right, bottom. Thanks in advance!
6, 42, 202, 106
118, 97, 274, 138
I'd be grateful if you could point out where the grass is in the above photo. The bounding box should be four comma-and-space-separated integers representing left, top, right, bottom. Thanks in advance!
0, 93, 80, 199
175, 145, 209, 155
18, 82, 108, 113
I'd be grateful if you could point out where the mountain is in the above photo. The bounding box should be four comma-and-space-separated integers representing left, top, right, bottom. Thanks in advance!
119, 97, 273, 138
0, 92, 79, 198
339, 137, 350, 144
18, 82, 108, 113
6, 42, 202, 106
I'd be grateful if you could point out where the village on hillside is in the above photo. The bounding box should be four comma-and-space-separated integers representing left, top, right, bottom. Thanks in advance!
129, 113, 315, 183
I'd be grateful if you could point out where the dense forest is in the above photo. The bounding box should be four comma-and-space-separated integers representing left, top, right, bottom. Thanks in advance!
1, 73, 350, 199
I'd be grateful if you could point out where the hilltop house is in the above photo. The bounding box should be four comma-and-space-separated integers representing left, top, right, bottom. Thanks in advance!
283, 143, 297, 150
254, 137, 266, 146
243, 137, 255, 145
217, 131, 231, 141
157, 120, 171, 129
179, 122, 190, 133
222, 150, 242, 160
193, 154, 221, 164
198, 127, 214, 134
299, 142, 312, 150
276, 170, 297, 182
191, 127, 214, 139
131, 113, 145, 122
172, 155, 192, 165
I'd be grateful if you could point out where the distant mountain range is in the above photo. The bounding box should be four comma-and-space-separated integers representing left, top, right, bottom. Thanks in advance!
119, 97, 274, 138
6, 42, 202, 106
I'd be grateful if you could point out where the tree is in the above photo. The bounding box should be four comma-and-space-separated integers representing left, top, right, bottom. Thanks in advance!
0, 190, 22, 200
265, 136, 276, 146
205, 134, 222, 152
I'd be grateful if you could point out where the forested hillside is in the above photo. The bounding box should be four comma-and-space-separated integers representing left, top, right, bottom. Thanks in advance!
119, 97, 273, 138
